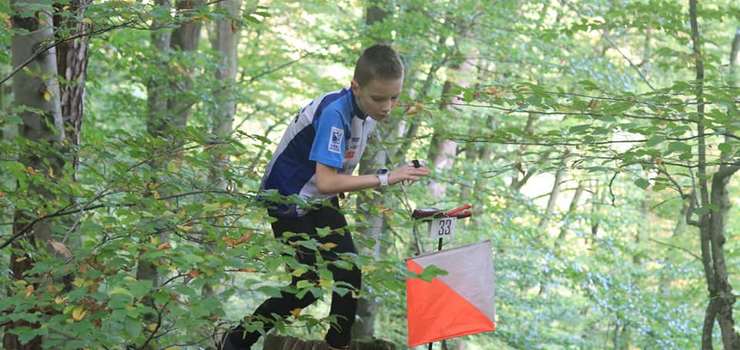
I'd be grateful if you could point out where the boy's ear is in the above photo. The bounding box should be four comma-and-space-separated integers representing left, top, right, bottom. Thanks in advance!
350, 79, 360, 91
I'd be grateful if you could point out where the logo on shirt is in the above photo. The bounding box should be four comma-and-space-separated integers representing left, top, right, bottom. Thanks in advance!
329, 127, 343, 154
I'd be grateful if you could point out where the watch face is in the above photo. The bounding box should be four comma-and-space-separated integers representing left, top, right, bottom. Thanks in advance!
377, 168, 389, 175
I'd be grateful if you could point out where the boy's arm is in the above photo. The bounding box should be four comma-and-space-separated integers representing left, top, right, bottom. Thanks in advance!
315, 162, 429, 194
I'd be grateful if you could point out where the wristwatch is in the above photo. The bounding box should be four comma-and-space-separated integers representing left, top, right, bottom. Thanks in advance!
376, 168, 389, 187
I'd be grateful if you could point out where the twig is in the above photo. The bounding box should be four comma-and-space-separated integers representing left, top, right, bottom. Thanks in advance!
137, 299, 170, 350
0, 20, 137, 86
602, 33, 656, 91
608, 171, 619, 206
648, 238, 701, 261
0, 189, 255, 250
449, 102, 692, 123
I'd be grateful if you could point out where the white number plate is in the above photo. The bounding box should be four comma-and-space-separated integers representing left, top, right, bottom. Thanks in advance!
429, 217, 457, 240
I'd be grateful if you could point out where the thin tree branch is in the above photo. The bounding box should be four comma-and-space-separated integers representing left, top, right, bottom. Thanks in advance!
1, 20, 137, 86
0, 189, 255, 250
648, 238, 701, 261
448, 102, 693, 123
602, 33, 656, 91
452, 134, 708, 147
608, 170, 619, 206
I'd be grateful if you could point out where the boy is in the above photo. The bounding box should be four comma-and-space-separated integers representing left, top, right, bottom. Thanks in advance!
221, 44, 429, 350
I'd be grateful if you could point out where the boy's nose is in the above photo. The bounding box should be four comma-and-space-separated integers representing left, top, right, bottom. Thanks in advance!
381, 100, 392, 112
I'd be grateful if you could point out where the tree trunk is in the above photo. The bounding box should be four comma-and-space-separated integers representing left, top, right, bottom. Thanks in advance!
556, 180, 584, 242
136, 0, 171, 308
588, 179, 601, 246
509, 113, 539, 191
52, 0, 92, 291
537, 154, 568, 230
395, 32, 448, 161
138, 0, 205, 280
54, 0, 91, 160
203, 0, 242, 298
137, 1, 172, 345
146, 0, 173, 138
167, 0, 205, 132
690, 2, 739, 348
427, 50, 476, 200
5, 1, 65, 348
703, 166, 739, 349
352, 1, 389, 339
467, 114, 497, 226
460, 63, 491, 204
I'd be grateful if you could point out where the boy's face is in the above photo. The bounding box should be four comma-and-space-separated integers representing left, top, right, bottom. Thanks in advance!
351, 77, 403, 122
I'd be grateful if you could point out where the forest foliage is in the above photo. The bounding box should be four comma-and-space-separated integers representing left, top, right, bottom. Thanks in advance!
0, 0, 738, 349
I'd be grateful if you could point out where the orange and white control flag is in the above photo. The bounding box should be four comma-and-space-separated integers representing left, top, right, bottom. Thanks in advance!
406, 241, 496, 347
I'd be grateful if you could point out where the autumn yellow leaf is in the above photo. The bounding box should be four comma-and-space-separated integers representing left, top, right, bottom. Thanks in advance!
157, 242, 171, 251
485, 86, 504, 97
223, 232, 252, 247
25, 285, 34, 297
291, 267, 307, 277
72, 306, 87, 321
42, 90, 52, 101
0, 13, 10, 27
320, 242, 338, 250
73, 278, 87, 288
49, 240, 73, 259
47, 283, 60, 293
588, 99, 599, 109
406, 102, 424, 116
290, 308, 302, 318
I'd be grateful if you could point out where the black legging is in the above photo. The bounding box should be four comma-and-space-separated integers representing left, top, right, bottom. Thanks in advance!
226, 202, 361, 348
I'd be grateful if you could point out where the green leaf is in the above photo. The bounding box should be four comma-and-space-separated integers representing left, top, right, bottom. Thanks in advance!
129, 280, 152, 298
718, 142, 732, 154
645, 135, 665, 147
416, 264, 448, 282
569, 124, 591, 134
604, 101, 635, 114
667, 141, 691, 154
693, 207, 710, 216
634, 178, 650, 189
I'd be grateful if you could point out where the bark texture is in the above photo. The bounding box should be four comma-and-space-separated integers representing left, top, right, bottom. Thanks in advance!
352, 0, 389, 339
689, 2, 738, 349
5, 1, 65, 348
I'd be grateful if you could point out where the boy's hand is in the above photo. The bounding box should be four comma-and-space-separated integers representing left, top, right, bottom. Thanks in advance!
389, 163, 430, 185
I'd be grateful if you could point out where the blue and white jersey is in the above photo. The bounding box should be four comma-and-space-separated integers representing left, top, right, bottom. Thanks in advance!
261, 88, 376, 217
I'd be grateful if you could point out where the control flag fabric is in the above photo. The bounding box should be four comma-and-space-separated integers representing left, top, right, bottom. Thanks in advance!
406, 241, 495, 347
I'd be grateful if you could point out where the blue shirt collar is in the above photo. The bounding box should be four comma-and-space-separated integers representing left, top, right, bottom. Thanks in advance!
349, 89, 367, 120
